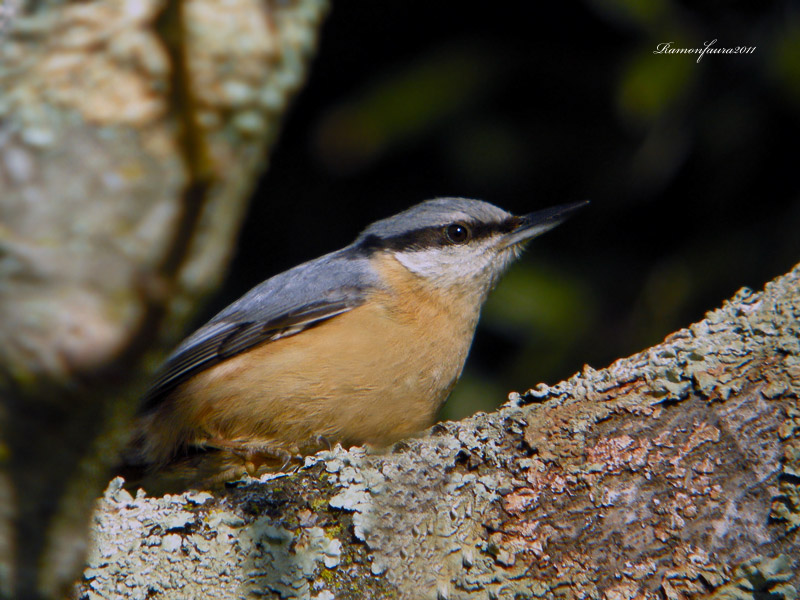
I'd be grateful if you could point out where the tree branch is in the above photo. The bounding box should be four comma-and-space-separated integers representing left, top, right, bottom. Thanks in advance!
79, 262, 800, 600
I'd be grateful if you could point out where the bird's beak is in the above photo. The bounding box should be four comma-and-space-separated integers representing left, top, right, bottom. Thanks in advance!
499, 200, 590, 248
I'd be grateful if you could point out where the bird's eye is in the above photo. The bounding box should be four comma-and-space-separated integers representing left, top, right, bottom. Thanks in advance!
444, 223, 472, 244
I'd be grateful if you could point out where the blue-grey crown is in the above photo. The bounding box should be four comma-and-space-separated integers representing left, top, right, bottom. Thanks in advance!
358, 198, 512, 240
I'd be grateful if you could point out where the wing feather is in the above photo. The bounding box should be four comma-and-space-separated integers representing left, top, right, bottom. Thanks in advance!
140, 300, 358, 412
140, 248, 378, 413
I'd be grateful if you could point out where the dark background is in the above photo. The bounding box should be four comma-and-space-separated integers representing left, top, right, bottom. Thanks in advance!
216, 0, 799, 420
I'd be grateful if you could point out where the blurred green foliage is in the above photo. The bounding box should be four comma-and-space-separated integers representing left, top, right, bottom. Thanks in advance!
771, 20, 800, 104
617, 50, 696, 124
314, 45, 498, 174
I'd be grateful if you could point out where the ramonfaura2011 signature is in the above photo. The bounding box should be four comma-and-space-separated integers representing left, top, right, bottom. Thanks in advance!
654, 39, 757, 63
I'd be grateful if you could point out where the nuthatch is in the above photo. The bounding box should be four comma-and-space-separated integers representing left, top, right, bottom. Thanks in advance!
124, 198, 587, 490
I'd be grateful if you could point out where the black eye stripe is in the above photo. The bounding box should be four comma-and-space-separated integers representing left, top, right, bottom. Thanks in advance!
355, 216, 524, 254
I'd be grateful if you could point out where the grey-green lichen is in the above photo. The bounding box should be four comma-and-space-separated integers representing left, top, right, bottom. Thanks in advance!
81, 476, 343, 600
81, 263, 800, 599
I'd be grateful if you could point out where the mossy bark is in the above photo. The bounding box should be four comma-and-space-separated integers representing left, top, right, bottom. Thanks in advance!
79, 263, 800, 600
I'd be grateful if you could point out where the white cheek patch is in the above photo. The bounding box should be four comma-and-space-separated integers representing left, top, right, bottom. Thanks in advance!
395, 247, 475, 282
393, 241, 505, 293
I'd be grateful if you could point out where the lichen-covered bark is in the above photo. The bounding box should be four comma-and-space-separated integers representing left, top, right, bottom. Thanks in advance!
79, 263, 800, 600
0, 1, 328, 598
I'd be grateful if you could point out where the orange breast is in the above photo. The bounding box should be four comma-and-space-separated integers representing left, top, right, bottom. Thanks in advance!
142, 253, 483, 464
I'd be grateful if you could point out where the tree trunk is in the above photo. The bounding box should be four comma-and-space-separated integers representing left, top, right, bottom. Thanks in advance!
78, 262, 800, 600
0, 1, 328, 598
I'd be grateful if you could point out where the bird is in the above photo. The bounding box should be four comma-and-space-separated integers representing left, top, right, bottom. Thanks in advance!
121, 197, 587, 491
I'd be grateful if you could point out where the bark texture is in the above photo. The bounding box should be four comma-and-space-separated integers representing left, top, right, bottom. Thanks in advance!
0, 1, 328, 598
79, 262, 800, 600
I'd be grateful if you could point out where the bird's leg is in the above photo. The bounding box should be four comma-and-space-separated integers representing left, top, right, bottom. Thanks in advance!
298, 434, 332, 454
204, 438, 295, 475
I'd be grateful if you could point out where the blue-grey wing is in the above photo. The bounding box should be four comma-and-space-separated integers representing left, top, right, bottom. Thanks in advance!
140, 248, 378, 413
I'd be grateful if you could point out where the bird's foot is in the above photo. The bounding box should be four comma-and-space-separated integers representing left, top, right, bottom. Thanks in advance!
205, 438, 297, 476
